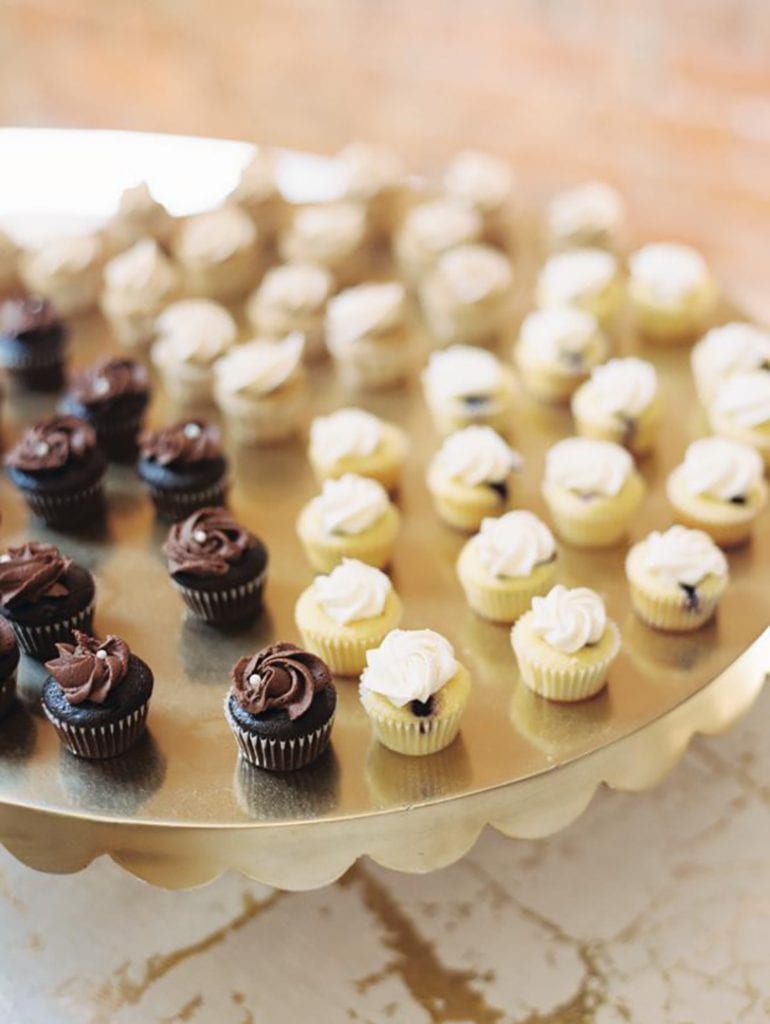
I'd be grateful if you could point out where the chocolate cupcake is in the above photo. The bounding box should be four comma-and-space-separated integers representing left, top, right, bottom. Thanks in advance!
42, 631, 153, 759
137, 420, 228, 521
0, 295, 67, 392
225, 642, 336, 771
163, 507, 268, 625
4, 416, 107, 530
0, 542, 95, 660
0, 619, 20, 719
62, 356, 150, 462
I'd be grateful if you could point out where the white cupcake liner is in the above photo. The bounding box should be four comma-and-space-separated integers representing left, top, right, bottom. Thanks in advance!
173, 569, 266, 623
43, 700, 149, 759
0, 345, 64, 371
225, 701, 334, 771
361, 700, 465, 756
12, 601, 95, 659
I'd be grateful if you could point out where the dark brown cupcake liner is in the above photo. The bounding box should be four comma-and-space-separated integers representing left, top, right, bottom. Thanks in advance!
11, 601, 95, 661
42, 699, 149, 759
0, 347, 64, 371
22, 479, 105, 530
148, 479, 228, 521
0, 672, 17, 719
173, 570, 266, 625
93, 413, 145, 460
225, 701, 335, 772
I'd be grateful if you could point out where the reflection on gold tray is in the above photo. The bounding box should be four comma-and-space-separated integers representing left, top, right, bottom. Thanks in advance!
0, 129, 767, 891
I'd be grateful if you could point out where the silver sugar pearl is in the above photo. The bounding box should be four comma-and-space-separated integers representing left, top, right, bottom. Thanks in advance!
96, 650, 108, 660
248, 673, 262, 687
193, 529, 208, 544
183, 422, 202, 439
35, 442, 50, 457
93, 376, 110, 396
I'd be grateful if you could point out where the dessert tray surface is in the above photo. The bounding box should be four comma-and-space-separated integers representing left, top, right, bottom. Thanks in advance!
0, 128, 767, 890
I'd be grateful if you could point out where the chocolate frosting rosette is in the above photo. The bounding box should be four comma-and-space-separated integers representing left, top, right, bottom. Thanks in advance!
61, 356, 150, 462
0, 295, 67, 392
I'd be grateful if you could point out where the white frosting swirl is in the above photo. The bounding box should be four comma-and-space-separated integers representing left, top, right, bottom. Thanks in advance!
177, 207, 256, 263
433, 244, 513, 304
25, 235, 100, 279
214, 333, 304, 397
423, 345, 503, 401
678, 436, 764, 500
529, 584, 607, 654
545, 437, 633, 497
579, 357, 658, 418
310, 408, 383, 468
312, 474, 389, 535
335, 142, 404, 200
403, 199, 481, 255
257, 263, 332, 313
104, 239, 178, 298
443, 150, 514, 213
432, 426, 522, 485
546, 182, 624, 241
474, 511, 556, 578
712, 371, 770, 428
692, 324, 770, 401
154, 299, 237, 366
539, 248, 617, 303
360, 628, 458, 707
518, 307, 601, 365
326, 282, 405, 353
630, 243, 710, 305
640, 526, 728, 587
313, 558, 392, 624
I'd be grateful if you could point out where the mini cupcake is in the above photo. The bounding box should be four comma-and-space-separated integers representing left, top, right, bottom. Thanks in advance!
571, 356, 662, 455
544, 181, 625, 252
457, 510, 557, 623
691, 322, 770, 407
511, 584, 620, 701
708, 371, 770, 467
225, 641, 336, 771
666, 437, 767, 547
308, 407, 408, 491
227, 148, 286, 246
246, 263, 332, 362
626, 525, 729, 632
0, 619, 20, 719
20, 234, 104, 316
295, 558, 403, 675
101, 238, 181, 350
174, 206, 263, 301
279, 202, 368, 287
0, 229, 21, 295
103, 181, 175, 253
0, 542, 95, 660
442, 149, 515, 247
137, 420, 228, 520
152, 298, 238, 406
213, 332, 306, 444
62, 356, 150, 462
325, 282, 411, 389
359, 628, 471, 756
42, 631, 153, 758
514, 307, 608, 403
394, 198, 483, 284
542, 436, 644, 548
628, 242, 717, 345
426, 425, 523, 531
419, 243, 514, 347
4, 416, 106, 529
164, 506, 268, 625
333, 142, 406, 240
536, 248, 622, 327
0, 295, 67, 392
422, 344, 517, 436
296, 473, 400, 573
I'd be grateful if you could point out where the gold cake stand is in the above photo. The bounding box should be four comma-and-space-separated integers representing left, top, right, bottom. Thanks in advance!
0, 129, 767, 891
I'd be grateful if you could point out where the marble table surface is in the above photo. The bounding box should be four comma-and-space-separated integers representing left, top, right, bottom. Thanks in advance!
0, 681, 768, 1024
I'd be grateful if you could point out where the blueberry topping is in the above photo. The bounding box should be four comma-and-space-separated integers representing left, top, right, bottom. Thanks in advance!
729, 494, 747, 505
462, 395, 488, 409
410, 697, 434, 718
563, 350, 584, 371
488, 479, 508, 502
679, 582, 699, 611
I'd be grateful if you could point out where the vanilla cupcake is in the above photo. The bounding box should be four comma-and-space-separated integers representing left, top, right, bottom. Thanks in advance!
536, 248, 621, 327
514, 307, 608, 403
626, 525, 728, 632
359, 629, 471, 755
427, 426, 523, 531
325, 281, 411, 389
103, 181, 175, 253
511, 584, 620, 701
545, 181, 625, 252
0, 229, 21, 295
101, 239, 181, 350
394, 198, 482, 283
708, 371, 770, 468
628, 242, 717, 344
295, 558, 403, 676
571, 356, 662, 455
691, 322, 770, 407
419, 243, 514, 347
442, 149, 515, 246
246, 262, 333, 361
20, 235, 104, 315
333, 142, 406, 239
152, 299, 238, 405
308, 407, 408, 491
297, 473, 400, 573
667, 437, 767, 547
227, 148, 285, 245
214, 332, 306, 444
174, 206, 262, 301
542, 437, 644, 548
279, 202, 368, 287
422, 344, 516, 436
457, 510, 557, 623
